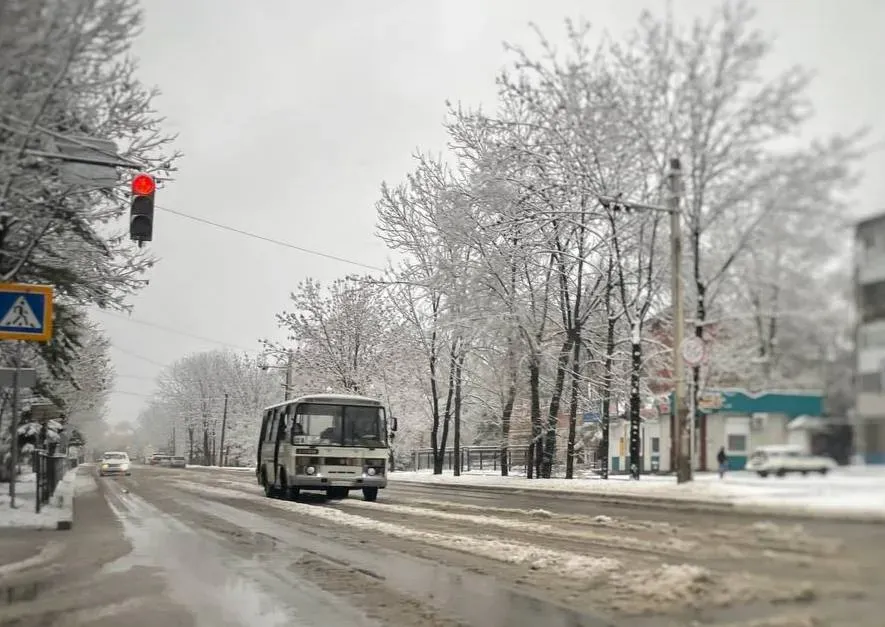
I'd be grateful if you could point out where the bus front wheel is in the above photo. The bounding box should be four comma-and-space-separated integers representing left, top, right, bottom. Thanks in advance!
362, 487, 378, 502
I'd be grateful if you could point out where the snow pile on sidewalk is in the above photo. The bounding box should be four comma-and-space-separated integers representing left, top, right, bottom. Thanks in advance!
0, 468, 79, 529
390, 467, 885, 518
186, 464, 253, 472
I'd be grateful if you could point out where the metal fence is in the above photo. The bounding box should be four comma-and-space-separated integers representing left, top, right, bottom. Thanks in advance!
410, 446, 533, 472
32, 450, 73, 513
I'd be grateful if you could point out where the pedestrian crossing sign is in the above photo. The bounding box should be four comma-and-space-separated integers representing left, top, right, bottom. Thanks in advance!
0, 283, 54, 342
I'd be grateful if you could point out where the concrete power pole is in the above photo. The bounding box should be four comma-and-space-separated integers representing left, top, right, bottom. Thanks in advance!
668, 158, 691, 484
284, 350, 294, 401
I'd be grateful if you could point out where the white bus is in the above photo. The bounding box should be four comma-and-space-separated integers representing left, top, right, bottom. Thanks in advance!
255, 393, 397, 502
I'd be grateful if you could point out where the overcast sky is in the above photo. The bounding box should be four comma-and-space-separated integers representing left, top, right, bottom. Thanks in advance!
98, 0, 885, 425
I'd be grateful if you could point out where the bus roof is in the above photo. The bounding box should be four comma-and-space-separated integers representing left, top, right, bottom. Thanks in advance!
264, 393, 384, 412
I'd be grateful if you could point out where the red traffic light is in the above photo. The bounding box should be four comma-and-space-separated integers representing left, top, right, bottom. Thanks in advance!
131, 173, 156, 196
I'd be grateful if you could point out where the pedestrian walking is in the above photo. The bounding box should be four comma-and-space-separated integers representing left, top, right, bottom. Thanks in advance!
717, 446, 728, 478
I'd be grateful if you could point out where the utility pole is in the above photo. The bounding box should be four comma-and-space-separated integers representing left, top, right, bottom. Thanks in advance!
667, 158, 691, 484
284, 350, 293, 401
219, 393, 229, 468
595, 157, 688, 482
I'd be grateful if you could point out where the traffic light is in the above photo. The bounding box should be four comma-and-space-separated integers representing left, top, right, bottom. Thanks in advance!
129, 173, 155, 246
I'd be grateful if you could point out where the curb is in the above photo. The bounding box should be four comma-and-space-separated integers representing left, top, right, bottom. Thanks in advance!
52, 466, 80, 530
389, 479, 885, 525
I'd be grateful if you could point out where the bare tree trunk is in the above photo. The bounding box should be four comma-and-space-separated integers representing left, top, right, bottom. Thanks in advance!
500, 383, 515, 477
187, 426, 195, 463
692, 223, 705, 466
436, 340, 457, 473
565, 334, 582, 479
202, 427, 210, 466
600, 260, 616, 480
452, 350, 465, 477
428, 331, 444, 474
628, 324, 643, 479
527, 357, 541, 480
543, 339, 572, 478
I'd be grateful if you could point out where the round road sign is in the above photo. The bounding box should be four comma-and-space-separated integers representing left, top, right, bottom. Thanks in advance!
680, 336, 706, 367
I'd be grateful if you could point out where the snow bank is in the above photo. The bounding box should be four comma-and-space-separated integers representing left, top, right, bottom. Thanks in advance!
185, 465, 253, 472
390, 468, 885, 520
0, 467, 81, 530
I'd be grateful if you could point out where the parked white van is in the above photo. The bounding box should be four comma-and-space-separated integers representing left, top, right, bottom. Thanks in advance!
744, 444, 837, 478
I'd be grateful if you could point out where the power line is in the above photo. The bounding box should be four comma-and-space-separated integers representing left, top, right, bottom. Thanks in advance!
156, 205, 387, 273
116, 373, 156, 382
97, 310, 258, 352
110, 344, 166, 369
110, 389, 153, 398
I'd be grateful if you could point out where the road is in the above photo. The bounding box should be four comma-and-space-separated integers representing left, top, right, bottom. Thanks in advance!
1, 466, 884, 627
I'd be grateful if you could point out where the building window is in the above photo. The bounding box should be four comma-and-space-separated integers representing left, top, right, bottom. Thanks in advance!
727, 434, 748, 453
858, 372, 883, 394
859, 322, 885, 349
861, 280, 885, 323
651, 437, 660, 454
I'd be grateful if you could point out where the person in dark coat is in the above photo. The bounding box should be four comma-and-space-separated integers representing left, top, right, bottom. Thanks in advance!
717, 446, 728, 478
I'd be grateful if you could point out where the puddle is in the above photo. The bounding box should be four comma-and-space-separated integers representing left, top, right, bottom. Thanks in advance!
104, 487, 379, 627
188, 498, 616, 627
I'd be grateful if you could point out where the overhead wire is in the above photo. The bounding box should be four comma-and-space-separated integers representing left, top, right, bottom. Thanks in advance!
155, 204, 388, 273
97, 310, 259, 352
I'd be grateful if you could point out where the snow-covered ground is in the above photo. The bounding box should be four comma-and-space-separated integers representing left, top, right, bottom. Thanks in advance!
0, 468, 78, 529
185, 464, 253, 472
390, 466, 885, 519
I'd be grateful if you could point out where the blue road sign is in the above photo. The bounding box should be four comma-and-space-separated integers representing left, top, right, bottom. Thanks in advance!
582, 411, 601, 424
0, 283, 54, 342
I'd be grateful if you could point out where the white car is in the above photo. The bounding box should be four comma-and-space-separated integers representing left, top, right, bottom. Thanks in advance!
99, 451, 132, 477
744, 445, 837, 478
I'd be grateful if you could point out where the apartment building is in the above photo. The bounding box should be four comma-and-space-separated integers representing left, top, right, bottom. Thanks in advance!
855, 211, 885, 464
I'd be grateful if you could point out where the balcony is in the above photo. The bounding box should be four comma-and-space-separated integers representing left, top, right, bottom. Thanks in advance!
857, 252, 885, 285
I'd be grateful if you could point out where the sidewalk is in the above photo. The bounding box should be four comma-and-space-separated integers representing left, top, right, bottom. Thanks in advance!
390, 466, 885, 521
0, 466, 80, 530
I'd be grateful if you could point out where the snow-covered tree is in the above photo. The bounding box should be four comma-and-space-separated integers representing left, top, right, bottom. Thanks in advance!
144, 350, 280, 467
269, 277, 393, 396
0, 0, 180, 381
376, 155, 474, 475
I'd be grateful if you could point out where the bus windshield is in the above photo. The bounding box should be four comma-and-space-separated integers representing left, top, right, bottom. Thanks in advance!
292, 403, 386, 447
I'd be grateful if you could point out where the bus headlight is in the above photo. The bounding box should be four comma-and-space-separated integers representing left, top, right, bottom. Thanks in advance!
366, 467, 377, 476
305, 466, 316, 475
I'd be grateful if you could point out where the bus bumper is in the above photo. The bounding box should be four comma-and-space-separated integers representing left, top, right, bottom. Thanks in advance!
290, 476, 387, 490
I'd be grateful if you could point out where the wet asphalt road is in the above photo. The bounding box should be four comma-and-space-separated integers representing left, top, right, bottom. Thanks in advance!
1, 465, 884, 627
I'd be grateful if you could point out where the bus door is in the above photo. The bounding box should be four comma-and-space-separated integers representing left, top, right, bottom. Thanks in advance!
256, 409, 271, 481
262, 409, 279, 483
272, 405, 288, 484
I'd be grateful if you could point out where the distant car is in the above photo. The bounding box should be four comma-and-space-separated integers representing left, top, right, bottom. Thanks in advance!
744, 445, 837, 478
170, 456, 187, 468
99, 451, 132, 477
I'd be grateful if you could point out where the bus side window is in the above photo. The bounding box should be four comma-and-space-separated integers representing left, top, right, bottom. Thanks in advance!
258, 410, 270, 444
276, 407, 288, 442
266, 411, 278, 443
